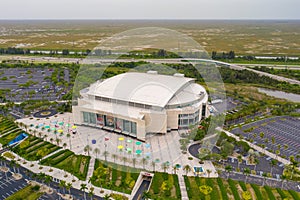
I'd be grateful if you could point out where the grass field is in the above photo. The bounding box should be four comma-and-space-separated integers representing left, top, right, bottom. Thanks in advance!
184, 177, 300, 200
40, 149, 90, 180
0, 20, 299, 56
148, 172, 181, 200
90, 159, 140, 194
5, 185, 44, 200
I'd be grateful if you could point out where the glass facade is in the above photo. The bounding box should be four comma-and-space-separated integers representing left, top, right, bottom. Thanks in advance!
82, 111, 137, 136
178, 110, 200, 128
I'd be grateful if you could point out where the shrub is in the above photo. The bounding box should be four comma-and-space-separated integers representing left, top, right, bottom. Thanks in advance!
264, 186, 276, 200
199, 185, 212, 196
228, 179, 241, 200
251, 184, 263, 199
217, 178, 229, 200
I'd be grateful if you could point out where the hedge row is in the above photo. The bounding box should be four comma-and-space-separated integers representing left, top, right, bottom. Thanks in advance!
173, 175, 181, 199
228, 179, 241, 200
40, 150, 74, 166
251, 184, 263, 199
289, 190, 300, 200
264, 186, 276, 200
206, 178, 219, 199
276, 188, 288, 199
217, 178, 229, 200
239, 181, 247, 191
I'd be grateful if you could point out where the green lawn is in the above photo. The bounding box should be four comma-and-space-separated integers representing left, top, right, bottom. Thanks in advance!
40, 149, 90, 180
184, 177, 300, 200
12, 136, 61, 161
148, 172, 181, 200
5, 185, 44, 200
90, 159, 140, 194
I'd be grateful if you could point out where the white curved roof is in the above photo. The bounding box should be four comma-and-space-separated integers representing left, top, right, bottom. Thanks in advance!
87, 72, 203, 108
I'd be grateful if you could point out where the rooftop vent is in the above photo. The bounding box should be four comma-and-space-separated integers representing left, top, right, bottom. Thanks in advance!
173, 73, 185, 77
147, 70, 158, 75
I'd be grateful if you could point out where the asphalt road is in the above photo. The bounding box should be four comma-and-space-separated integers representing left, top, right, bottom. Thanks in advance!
1, 56, 299, 85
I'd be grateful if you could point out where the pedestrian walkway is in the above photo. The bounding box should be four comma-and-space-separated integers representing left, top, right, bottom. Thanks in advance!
86, 157, 95, 181
177, 174, 189, 200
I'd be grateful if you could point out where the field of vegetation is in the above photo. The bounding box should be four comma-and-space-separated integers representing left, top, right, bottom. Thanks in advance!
90, 159, 140, 194
148, 172, 181, 200
40, 149, 90, 180
0, 20, 299, 56
5, 184, 44, 200
184, 176, 300, 200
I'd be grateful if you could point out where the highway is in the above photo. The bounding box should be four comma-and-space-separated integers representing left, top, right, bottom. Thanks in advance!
1, 55, 300, 85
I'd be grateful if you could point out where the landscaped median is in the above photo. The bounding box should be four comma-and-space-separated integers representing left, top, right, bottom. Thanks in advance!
40, 149, 90, 180
184, 176, 300, 200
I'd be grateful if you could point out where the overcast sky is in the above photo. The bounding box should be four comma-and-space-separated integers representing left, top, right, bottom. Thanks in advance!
1, 0, 300, 20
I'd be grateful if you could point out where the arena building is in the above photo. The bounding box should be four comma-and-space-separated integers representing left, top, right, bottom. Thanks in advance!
73, 71, 209, 141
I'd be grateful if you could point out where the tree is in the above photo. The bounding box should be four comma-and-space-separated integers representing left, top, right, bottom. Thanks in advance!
142, 191, 151, 200
103, 151, 109, 162
270, 159, 278, 176
66, 182, 72, 196
183, 164, 191, 176
122, 157, 127, 166
151, 161, 156, 172
237, 155, 242, 171
141, 158, 148, 169
88, 187, 94, 200
80, 183, 87, 200
206, 169, 212, 178
63, 143, 67, 149
66, 133, 72, 149
262, 172, 267, 186
225, 165, 232, 180
173, 165, 178, 174
94, 148, 100, 159
55, 138, 61, 146
84, 145, 92, 156
112, 154, 117, 163
162, 162, 169, 173
243, 167, 251, 183
132, 158, 137, 168
59, 180, 67, 194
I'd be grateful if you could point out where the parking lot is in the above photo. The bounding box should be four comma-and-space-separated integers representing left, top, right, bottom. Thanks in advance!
231, 116, 300, 159
0, 67, 69, 102
0, 170, 27, 199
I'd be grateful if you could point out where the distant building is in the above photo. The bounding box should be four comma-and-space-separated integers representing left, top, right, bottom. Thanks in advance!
73, 71, 209, 141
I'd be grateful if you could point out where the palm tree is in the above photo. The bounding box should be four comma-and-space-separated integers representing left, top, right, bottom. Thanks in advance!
94, 148, 100, 159
237, 155, 242, 171
84, 145, 92, 156
262, 172, 267, 186
254, 158, 259, 172
103, 194, 110, 200
122, 156, 127, 166
225, 165, 232, 180
50, 138, 54, 143
280, 174, 287, 189
206, 169, 212, 178
142, 191, 151, 200
44, 175, 52, 190
38, 132, 43, 138
243, 167, 251, 183
259, 132, 264, 140
66, 182, 72, 196
80, 183, 87, 200
103, 151, 109, 162
141, 158, 148, 169
183, 164, 191, 176
66, 133, 72, 149
112, 154, 117, 163
55, 138, 61, 146
132, 158, 137, 168
63, 143, 67, 149
173, 165, 178, 174
270, 159, 278, 177
162, 162, 169, 173
59, 180, 67, 194
151, 161, 156, 172
88, 187, 94, 200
